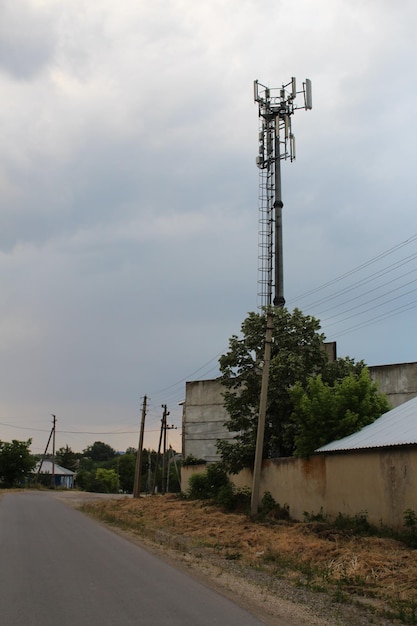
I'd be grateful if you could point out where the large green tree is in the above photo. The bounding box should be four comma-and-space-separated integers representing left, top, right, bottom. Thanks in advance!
291, 368, 391, 457
217, 308, 328, 472
0, 439, 36, 487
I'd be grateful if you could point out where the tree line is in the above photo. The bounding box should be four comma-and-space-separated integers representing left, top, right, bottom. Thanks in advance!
0, 439, 181, 493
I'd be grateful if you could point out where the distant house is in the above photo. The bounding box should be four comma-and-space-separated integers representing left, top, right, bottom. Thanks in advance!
35, 460, 76, 489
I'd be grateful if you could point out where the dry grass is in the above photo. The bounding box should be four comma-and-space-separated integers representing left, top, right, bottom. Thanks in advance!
81, 494, 417, 622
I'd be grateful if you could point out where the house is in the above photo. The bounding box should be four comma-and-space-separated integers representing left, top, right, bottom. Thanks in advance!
35, 460, 76, 489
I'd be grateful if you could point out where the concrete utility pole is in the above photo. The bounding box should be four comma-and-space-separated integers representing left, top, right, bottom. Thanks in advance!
162, 412, 176, 495
152, 405, 167, 495
133, 396, 147, 498
251, 78, 312, 516
37, 423, 54, 481
250, 312, 274, 516
161, 405, 169, 494
51, 415, 56, 490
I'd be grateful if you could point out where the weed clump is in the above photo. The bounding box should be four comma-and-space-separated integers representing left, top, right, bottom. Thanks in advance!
187, 463, 251, 512
258, 491, 290, 522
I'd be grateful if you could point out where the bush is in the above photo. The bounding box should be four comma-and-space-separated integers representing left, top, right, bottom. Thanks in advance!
259, 491, 290, 521
401, 509, 417, 548
187, 472, 212, 499
187, 463, 230, 500
187, 463, 252, 513
334, 511, 376, 535
205, 463, 229, 493
216, 482, 236, 511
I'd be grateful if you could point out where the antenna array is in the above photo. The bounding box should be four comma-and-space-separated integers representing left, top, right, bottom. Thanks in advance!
254, 78, 312, 308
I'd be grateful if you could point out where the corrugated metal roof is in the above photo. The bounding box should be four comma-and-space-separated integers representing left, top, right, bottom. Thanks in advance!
316, 395, 417, 453
35, 460, 75, 475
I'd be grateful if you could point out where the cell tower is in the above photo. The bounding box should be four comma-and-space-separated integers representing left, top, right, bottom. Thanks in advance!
254, 77, 312, 308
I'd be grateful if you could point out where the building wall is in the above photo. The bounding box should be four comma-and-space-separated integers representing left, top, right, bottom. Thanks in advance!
182, 362, 417, 462
369, 362, 417, 407
182, 379, 232, 462
182, 447, 417, 528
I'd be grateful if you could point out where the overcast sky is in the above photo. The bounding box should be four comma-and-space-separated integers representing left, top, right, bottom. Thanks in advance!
1, 0, 417, 455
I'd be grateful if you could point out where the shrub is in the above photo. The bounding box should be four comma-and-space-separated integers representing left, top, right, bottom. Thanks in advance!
216, 482, 236, 511
187, 463, 252, 514
187, 463, 230, 500
205, 463, 229, 493
401, 509, 417, 548
334, 511, 376, 535
259, 491, 290, 521
187, 472, 212, 499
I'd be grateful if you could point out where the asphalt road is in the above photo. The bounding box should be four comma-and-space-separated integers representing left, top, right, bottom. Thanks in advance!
0, 491, 267, 626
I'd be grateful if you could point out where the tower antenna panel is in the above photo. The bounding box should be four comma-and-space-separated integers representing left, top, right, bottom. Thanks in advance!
304, 79, 313, 110
255, 76, 312, 309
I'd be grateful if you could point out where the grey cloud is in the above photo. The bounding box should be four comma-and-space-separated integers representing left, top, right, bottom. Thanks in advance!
1, 1, 417, 455
0, 1, 56, 79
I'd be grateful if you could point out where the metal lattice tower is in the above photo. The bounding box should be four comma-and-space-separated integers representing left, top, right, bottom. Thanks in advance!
254, 78, 312, 309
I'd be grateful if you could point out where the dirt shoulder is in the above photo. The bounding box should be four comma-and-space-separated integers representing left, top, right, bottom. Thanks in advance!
58, 491, 412, 626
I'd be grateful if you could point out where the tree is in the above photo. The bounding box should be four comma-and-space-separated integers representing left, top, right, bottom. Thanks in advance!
91, 468, 119, 493
291, 368, 391, 457
56, 445, 78, 471
321, 355, 368, 385
83, 441, 116, 463
114, 452, 136, 493
0, 439, 36, 487
217, 308, 328, 472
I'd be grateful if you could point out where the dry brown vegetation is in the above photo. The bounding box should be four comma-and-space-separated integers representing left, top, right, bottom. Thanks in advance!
80, 494, 417, 625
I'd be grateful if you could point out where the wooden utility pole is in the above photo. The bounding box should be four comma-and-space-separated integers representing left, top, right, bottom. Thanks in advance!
133, 396, 147, 498
251, 311, 274, 516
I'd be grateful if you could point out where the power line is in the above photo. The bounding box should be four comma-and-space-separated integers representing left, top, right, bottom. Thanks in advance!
297, 250, 417, 311
315, 265, 417, 317
0, 421, 160, 436
326, 297, 417, 339
321, 279, 417, 327
291, 232, 417, 303
149, 352, 223, 396
283, 232, 417, 344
